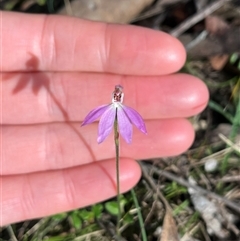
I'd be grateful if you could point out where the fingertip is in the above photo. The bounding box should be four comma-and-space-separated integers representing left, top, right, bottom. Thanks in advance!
144, 73, 209, 118
171, 118, 195, 155
158, 32, 187, 73
177, 74, 209, 114
105, 24, 187, 75
154, 118, 195, 156
123, 118, 195, 158
118, 158, 142, 192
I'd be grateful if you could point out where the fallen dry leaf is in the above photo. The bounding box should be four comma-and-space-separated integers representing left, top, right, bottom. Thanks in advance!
205, 15, 229, 35
209, 54, 229, 70
58, 0, 154, 23
160, 208, 179, 241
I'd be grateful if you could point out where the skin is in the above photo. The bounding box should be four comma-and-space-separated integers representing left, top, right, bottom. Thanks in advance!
1, 11, 209, 226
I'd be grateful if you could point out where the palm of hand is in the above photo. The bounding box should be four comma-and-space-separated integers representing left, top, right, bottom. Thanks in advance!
1, 11, 208, 226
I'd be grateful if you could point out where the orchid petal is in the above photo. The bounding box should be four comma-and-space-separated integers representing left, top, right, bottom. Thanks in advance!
81, 104, 110, 126
117, 106, 133, 144
97, 105, 116, 143
122, 105, 147, 134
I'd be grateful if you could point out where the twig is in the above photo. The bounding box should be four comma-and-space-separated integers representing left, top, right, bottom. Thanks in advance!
142, 166, 180, 241
141, 163, 240, 214
170, 0, 229, 37
221, 175, 240, 183
6, 225, 18, 241
73, 230, 105, 241
131, 0, 185, 22
96, 218, 127, 241
141, 164, 172, 210
185, 30, 208, 50
24, 218, 49, 237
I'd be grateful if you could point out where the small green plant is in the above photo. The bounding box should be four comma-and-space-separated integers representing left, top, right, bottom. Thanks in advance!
164, 182, 188, 199
69, 204, 104, 230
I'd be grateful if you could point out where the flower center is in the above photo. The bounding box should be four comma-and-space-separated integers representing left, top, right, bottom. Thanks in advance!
112, 85, 124, 103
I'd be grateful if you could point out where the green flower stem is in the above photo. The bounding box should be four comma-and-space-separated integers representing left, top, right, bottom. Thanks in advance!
114, 110, 121, 236
131, 189, 147, 241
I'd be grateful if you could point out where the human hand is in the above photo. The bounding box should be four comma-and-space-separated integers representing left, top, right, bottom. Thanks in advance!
1, 11, 208, 226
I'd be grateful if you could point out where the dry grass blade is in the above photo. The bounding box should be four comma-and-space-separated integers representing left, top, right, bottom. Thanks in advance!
218, 133, 240, 154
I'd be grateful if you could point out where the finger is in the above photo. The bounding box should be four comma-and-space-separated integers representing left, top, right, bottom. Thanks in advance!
2, 119, 194, 175
2, 11, 185, 75
1, 158, 141, 226
2, 73, 208, 124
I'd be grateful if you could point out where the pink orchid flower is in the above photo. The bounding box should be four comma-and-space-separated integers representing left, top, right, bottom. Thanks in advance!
81, 85, 147, 143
